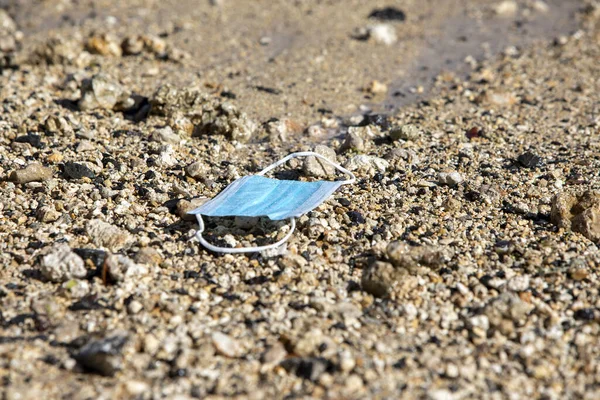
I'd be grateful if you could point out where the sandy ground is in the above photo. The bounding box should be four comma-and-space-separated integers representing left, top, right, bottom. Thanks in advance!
1, 0, 600, 399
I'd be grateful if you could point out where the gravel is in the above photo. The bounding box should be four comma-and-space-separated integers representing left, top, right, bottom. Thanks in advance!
1, 1, 599, 399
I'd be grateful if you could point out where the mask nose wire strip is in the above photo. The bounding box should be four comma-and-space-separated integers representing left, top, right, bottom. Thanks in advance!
195, 151, 352, 254
257, 151, 356, 185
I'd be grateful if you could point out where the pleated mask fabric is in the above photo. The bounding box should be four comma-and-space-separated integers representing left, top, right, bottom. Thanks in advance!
188, 151, 355, 254
188, 175, 344, 221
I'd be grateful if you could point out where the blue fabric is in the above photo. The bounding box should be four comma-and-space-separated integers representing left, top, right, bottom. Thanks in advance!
188, 175, 344, 220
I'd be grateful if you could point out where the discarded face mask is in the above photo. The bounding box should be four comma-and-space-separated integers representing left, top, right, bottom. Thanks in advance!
188, 151, 355, 253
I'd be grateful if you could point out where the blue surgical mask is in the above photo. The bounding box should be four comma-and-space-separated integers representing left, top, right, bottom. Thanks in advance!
188, 151, 355, 253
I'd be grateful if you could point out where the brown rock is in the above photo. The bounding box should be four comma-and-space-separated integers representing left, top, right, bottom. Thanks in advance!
386, 241, 446, 272
10, 163, 53, 184
86, 219, 133, 251
361, 261, 402, 298
135, 247, 163, 266
572, 207, 600, 243
551, 191, 600, 242
176, 198, 209, 221
86, 34, 122, 57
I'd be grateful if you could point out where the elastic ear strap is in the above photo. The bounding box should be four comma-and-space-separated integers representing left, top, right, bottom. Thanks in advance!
195, 214, 296, 254
257, 151, 356, 184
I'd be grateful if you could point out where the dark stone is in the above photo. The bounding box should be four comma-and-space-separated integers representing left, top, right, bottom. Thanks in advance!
347, 211, 365, 225
15, 134, 44, 149
184, 270, 200, 280
337, 197, 351, 207
254, 86, 282, 95
73, 331, 129, 376
63, 162, 96, 179
220, 91, 237, 99
464, 191, 481, 202
517, 152, 543, 169
574, 308, 596, 321
494, 240, 515, 254
73, 248, 107, 270
280, 357, 332, 381
368, 7, 406, 21
144, 170, 157, 180
466, 127, 482, 139
393, 358, 407, 369
169, 368, 187, 378
358, 113, 391, 131
479, 274, 494, 289
69, 295, 107, 311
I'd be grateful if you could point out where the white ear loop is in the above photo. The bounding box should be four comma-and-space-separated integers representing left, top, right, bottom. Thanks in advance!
257, 151, 356, 184
195, 151, 354, 254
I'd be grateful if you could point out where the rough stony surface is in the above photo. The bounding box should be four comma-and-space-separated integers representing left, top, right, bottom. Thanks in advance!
1, 1, 600, 399
303, 145, 337, 178
86, 220, 133, 251
551, 191, 600, 242
104, 254, 149, 283
39, 244, 87, 282
9, 163, 53, 183
73, 331, 130, 376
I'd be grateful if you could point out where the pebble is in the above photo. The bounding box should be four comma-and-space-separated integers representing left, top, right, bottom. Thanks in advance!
266, 118, 303, 142
124, 381, 150, 397
154, 145, 178, 168
127, 300, 143, 314
63, 162, 96, 179
438, 171, 464, 187
176, 198, 209, 221
390, 124, 421, 141
573, 308, 596, 321
85, 34, 122, 57
507, 275, 530, 292
185, 161, 208, 179
368, 24, 397, 45
121, 35, 145, 55
551, 191, 600, 242
303, 145, 337, 177
73, 331, 129, 376
339, 131, 365, 153
212, 332, 244, 358
484, 293, 534, 335
280, 357, 330, 381
0, 9, 17, 32
387, 241, 446, 271
517, 151, 543, 168
368, 7, 406, 22
39, 243, 87, 283
361, 261, 401, 297
61, 279, 90, 298
151, 126, 181, 144
572, 207, 600, 243
365, 80, 388, 94
343, 155, 389, 174
495, 0, 518, 16
105, 254, 149, 283
43, 115, 74, 136
78, 73, 123, 110
134, 247, 163, 266
75, 141, 95, 152
533, 0, 549, 13
261, 342, 287, 366
36, 204, 61, 222
86, 219, 133, 251
9, 163, 53, 183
